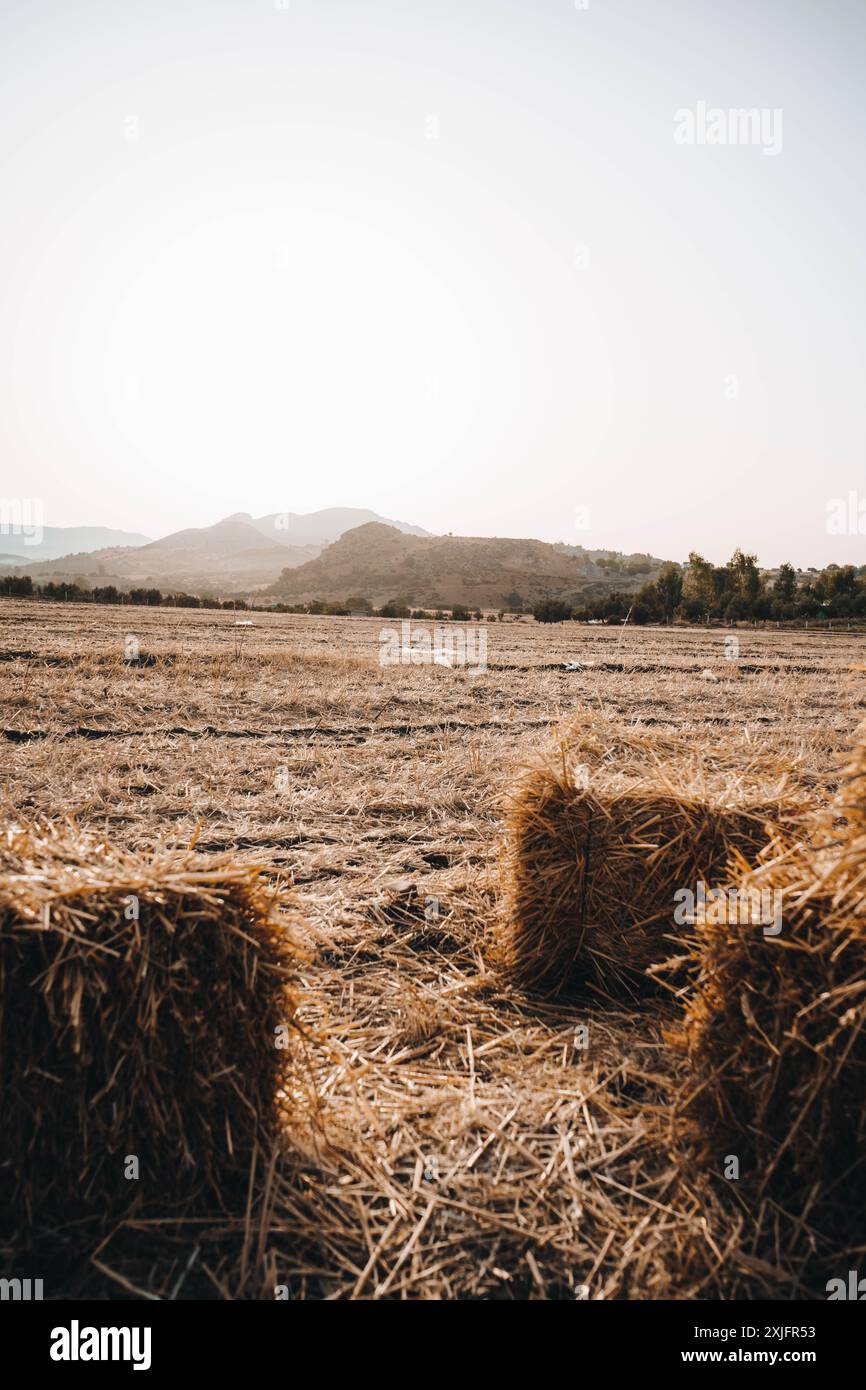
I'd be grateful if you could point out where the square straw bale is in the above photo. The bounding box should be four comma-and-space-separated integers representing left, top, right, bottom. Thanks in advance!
0, 822, 302, 1252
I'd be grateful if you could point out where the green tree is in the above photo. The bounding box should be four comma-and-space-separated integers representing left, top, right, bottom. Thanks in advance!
532, 598, 572, 623
635, 579, 661, 619
774, 563, 797, 603
727, 549, 762, 608
654, 563, 683, 622
682, 552, 714, 615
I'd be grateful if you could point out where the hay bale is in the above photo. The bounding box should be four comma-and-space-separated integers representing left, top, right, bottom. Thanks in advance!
0, 822, 301, 1254
668, 844, 866, 1225
498, 719, 804, 999
669, 735, 866, 1222
833, 724, 866, 834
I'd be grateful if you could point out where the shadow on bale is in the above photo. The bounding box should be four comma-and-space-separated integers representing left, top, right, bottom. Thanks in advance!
0, 823, 305, 1291
668, 792, 866, 1255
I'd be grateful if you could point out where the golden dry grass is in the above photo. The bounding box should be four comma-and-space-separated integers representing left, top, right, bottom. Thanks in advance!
1, 599, 864, 1298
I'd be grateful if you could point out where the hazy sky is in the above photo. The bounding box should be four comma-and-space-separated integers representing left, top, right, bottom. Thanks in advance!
2, 0, 865, 564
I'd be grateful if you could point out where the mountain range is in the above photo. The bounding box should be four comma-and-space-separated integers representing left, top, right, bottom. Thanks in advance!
2, 508, 430, 591
1, 506, 666, 605
0, 524, 150, 562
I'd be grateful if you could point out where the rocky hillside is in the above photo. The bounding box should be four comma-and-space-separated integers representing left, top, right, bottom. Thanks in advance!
266, 524, 666, 608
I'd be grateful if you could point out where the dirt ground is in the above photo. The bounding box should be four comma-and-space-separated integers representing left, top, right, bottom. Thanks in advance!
2, 600, 863, 1299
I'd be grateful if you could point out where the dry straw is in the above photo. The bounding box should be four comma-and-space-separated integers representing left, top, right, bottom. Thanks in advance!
0, 821, 302, 1260
498, 713, 807, 1000
668, 730, 866, 1235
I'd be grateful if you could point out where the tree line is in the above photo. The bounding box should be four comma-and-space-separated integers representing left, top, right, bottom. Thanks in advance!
0, 576, 486, 621
0, 577, 251, 608
534, 551, 866, 624
5, 552, 863, 624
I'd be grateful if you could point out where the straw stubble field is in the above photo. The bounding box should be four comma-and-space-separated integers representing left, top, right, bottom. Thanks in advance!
1, 598, 863, 1299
